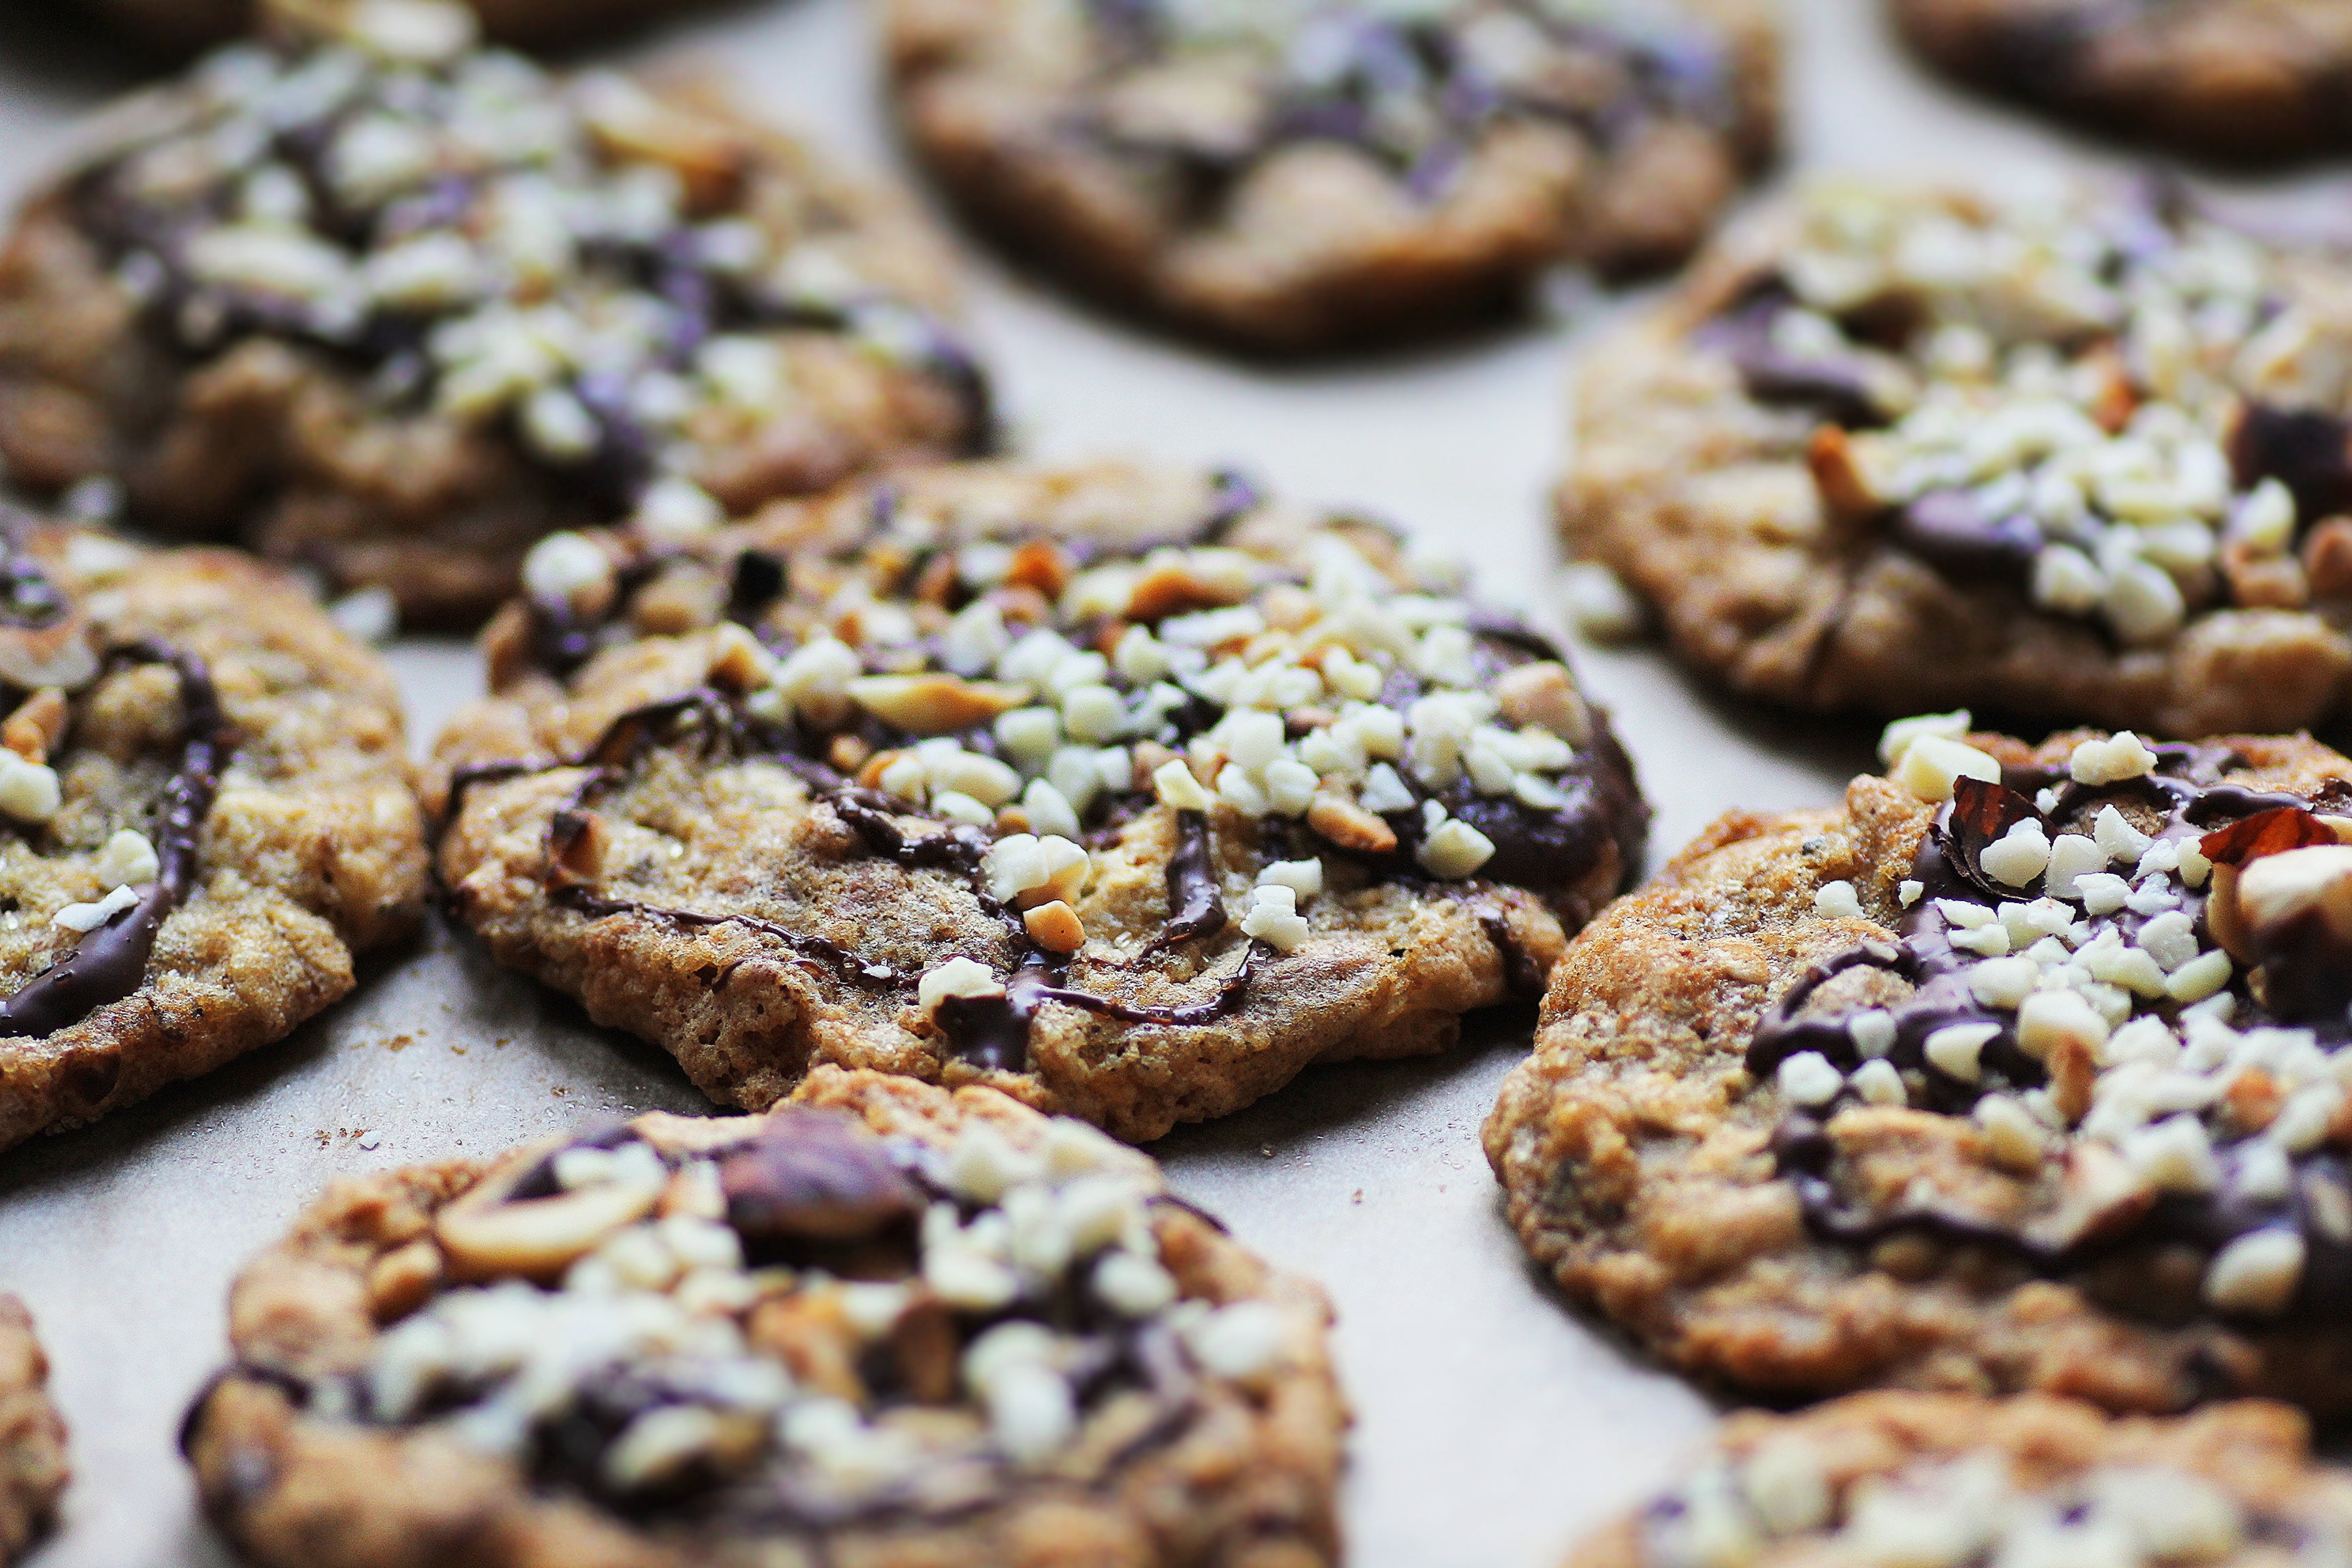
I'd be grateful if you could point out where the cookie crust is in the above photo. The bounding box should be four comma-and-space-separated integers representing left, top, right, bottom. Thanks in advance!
433, 460, 1645, 1141
1566, 1392, 2352, 1567
0, 1, 987, 628
1563, 180, 2352, 737
1893, 0, 2352, 162
0, 518, 427, 1151
1485, 728, 2352, 1415
183, 1066, 1347, 1568
0, 1298, 67, 1566
884, 0, 1780, 354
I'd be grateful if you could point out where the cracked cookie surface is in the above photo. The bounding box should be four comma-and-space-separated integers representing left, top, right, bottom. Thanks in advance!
1563, 178, 2352, 737
1487, 721, 2352, 1415
0, 514, 425, 1152
1566, 1392, 2352, 1568
1893, 0, 2352, 162
0, 0, 989, 628
433, 459, 1646, 1141
183, 1066, 1346, 1568
0, 1297, 66, 1567
884, 0, 1779, 353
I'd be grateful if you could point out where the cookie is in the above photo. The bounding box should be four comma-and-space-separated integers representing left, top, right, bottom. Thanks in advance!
1565, 1392, 2352, 1568
1893, 0, 2352, 162
432, 459, 1646, 1141
91, 0, 714, 59
1485, 718, 2352, 1413
883, 0, 1780, 353
0, 511, 427, 1151
0, 0, 990, 630
1563, 178, 2352, 738
182, 1066, 1346, 1568
0, 1298, 67, 1566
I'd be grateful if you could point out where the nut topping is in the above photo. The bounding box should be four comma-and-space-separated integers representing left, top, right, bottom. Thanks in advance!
434, 1170, 662, 1282
719, 1110, 922, 1243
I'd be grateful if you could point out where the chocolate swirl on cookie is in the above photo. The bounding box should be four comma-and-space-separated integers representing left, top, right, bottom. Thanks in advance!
442, 465, 1646, 1107
1750, 731, 2352, 1320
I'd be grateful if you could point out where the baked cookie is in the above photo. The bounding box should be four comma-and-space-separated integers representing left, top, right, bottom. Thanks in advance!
0, 510, 426, 1152
183, 1066, 1346, 1568
0, 1298, 67, 1566
433, 460, 1646, 1141
1893, 0, 2352, 163
1486, 719, 2352, 1414
1565, 1392, 2352, 1568
1564, 178, 2352, 738
92, 0, 714, 59
883, 0, 1780, 353
0, 0, 990, 629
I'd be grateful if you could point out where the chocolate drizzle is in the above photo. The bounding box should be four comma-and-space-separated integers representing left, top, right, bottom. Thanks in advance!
1746, 745, 2352, 1320
1152, 810, 1226, 950
0, 642, 228, 1041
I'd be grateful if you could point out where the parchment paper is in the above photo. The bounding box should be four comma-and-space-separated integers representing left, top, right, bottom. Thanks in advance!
0, 1, 2332, 1563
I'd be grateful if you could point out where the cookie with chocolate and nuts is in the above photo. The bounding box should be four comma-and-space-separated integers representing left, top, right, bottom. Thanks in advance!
0, 1298, 67, 1566
1486, 717, 2352, 1414
0, 0, 990, 630
433, 459, 1646, 1141
1567, 1392, 2352, 1568
183, 1066, 1346, 1568
91, 0, 716, 60
0, 511, 427, 1152
883, 0, 1779, 353
1893, 0, 2352, 162
1565, 178, 2352, 738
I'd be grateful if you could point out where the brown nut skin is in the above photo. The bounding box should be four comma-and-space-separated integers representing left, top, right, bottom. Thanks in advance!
719, 1106, 924, 1244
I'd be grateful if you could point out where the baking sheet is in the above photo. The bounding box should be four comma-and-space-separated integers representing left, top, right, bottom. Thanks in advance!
0, 1, 2339, 1563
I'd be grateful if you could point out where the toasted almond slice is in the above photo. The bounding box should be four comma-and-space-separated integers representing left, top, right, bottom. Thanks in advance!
848, 674, 1032, 734
1494, 660, 1590, 747
1, 689, 67, 764
435, 1175, 662, 1282
1308, 792, 1398, 855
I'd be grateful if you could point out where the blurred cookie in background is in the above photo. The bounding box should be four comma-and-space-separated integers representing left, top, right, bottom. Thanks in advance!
1563, 177, 2352, 738
1895, 0, 2352, 162
0, 0, 992, 628
884, 0, 1780, 353
87, 0, 721, 60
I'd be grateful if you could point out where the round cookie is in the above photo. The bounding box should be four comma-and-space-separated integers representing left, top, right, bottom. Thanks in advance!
883, 0, 1780, 353
1893, 0, 2352, 163
91, 0, 717, 59
1563, 178, 2352, 738
0, 511, 427, 1152
1565, 1392, 2352, 1568
183, 1066, 1347, 1568
0, 1298, 67, 1566
0, 0, 990, 629
1489, 720, 2352, 1414
433, 459, 1646, 1141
